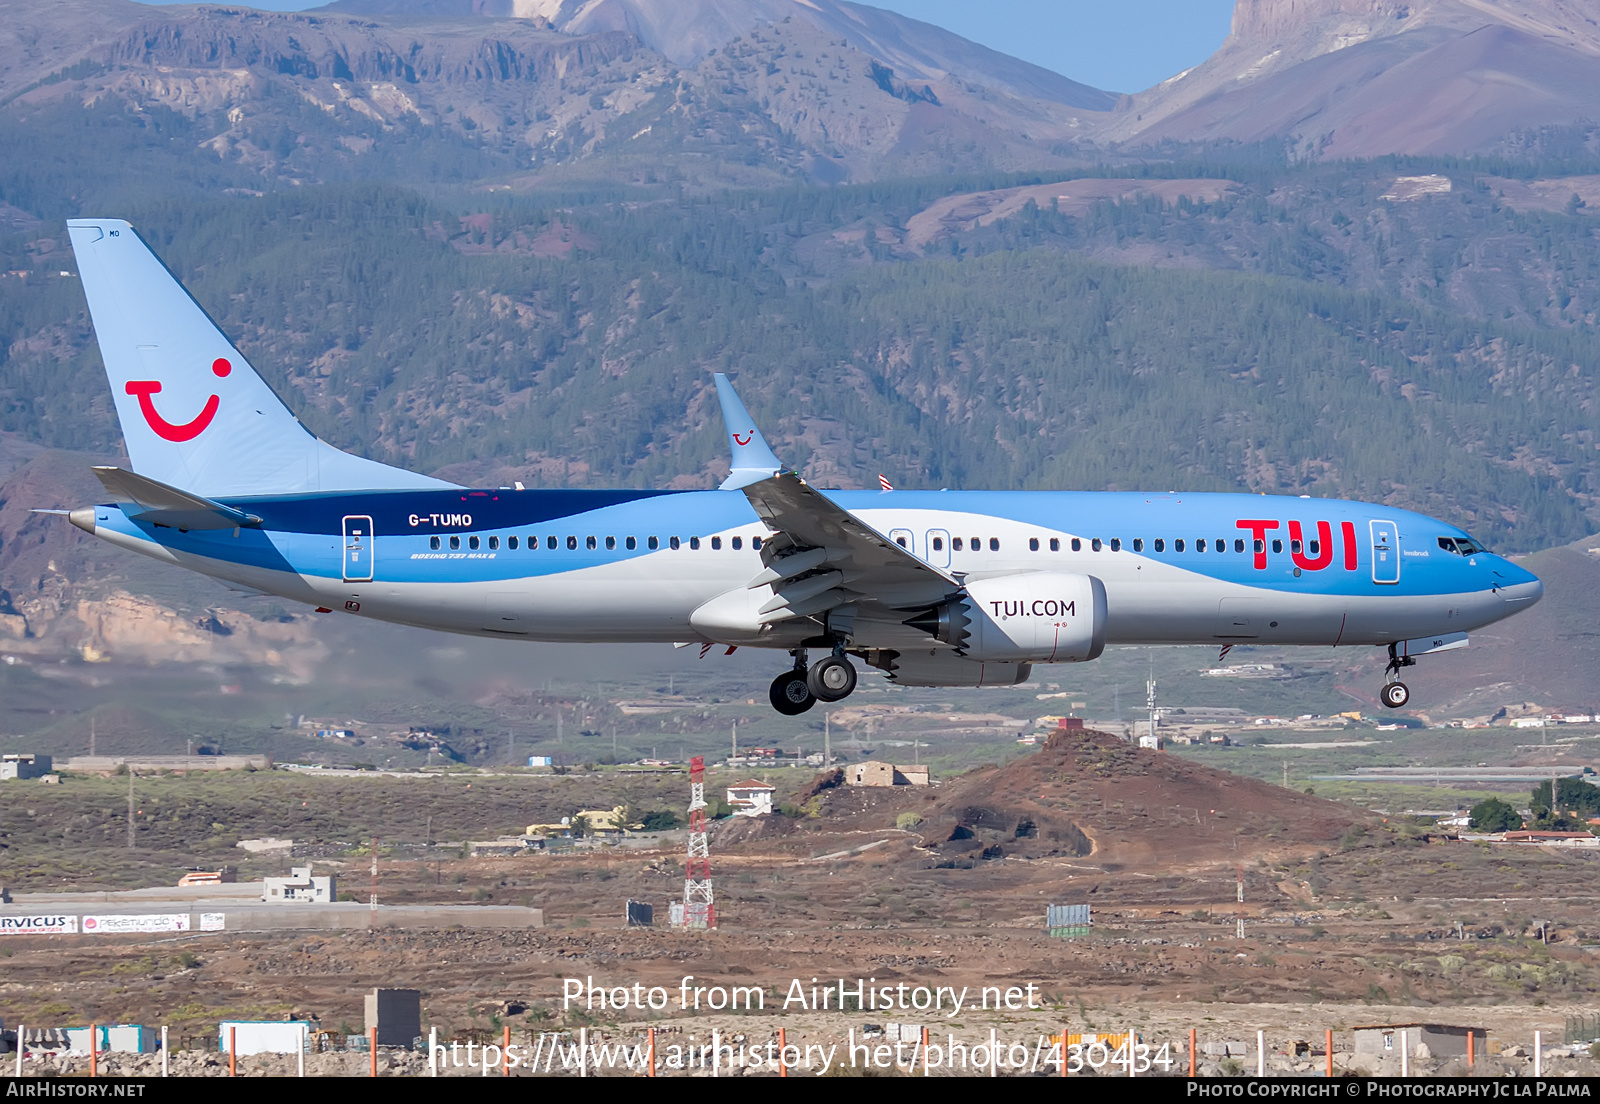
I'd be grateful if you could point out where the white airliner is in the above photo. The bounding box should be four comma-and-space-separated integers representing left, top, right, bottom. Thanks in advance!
56, 219, 1542, 714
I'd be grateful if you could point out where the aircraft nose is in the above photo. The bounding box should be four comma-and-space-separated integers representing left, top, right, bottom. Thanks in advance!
1499, 577, 1543, 608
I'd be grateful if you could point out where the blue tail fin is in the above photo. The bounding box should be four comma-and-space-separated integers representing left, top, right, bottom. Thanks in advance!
66, 219, 453, 497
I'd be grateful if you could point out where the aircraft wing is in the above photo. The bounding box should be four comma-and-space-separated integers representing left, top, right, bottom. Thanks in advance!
740, 471, 956, 624
92, 466, 262, 530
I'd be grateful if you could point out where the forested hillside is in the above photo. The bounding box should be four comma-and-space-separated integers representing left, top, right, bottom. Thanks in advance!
4, 154, 1599, 553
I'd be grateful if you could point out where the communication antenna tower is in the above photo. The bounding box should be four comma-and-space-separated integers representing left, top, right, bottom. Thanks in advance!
680, 756, 715, 929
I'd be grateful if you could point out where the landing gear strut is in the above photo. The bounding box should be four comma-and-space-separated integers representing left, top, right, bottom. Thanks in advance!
1381, 643, 1415, 709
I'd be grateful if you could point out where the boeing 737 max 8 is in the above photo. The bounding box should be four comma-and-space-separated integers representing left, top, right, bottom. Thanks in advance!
55, 220, 1543, 715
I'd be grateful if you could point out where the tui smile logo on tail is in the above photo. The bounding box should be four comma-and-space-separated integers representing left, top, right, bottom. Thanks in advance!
124, 358, 232, 442
732, 432, 753, 446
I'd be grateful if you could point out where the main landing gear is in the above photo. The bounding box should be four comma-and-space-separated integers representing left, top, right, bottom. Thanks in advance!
767, 648, 858, 715
1381, 642, 1416, 709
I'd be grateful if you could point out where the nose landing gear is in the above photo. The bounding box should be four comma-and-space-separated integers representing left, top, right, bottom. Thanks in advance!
1380, 643, 1416, 709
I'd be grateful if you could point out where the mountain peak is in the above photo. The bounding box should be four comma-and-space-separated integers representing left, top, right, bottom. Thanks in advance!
1101, 0, 1600, 157
321, 0, 1117, 109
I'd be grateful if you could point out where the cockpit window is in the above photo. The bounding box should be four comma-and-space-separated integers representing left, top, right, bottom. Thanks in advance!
1437, 536, 1487, 555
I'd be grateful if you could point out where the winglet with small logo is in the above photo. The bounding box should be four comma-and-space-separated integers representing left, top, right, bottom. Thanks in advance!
713, 373, 783, 490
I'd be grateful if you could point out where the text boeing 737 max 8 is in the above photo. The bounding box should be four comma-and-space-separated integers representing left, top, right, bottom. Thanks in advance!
57, 219, 1543, 715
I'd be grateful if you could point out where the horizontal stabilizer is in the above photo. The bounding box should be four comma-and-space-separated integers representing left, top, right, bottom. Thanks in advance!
92, 466, 262, 531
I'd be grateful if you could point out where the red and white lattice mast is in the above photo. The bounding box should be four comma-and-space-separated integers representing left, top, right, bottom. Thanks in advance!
682, 755, 715, 929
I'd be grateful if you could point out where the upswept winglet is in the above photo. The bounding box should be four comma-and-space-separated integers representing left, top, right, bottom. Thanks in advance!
712, 373, 784, 490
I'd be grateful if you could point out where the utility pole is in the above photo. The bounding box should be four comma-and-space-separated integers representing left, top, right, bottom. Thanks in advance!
370, 837, 378, 912
1146, 656, 1158, 746
824, 713, 831, 769
1283, 761, 1289, 788
731, 723, 738, 763
1237, 864, 1245, 939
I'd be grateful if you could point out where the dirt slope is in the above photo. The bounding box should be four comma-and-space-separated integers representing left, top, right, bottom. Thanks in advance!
907, 727, 1368, 868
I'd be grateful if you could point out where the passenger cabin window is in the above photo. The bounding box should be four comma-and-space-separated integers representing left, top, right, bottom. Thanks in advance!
626, 536, 636, 550
508, 536, 518, 550
752, 537, 763, 550
732, 537, 743, 550
1091, 538, 1102, 552
989, 538, 1000, 551
896, 536, 908, 548
1049, 538, 1060, 552
969, 536, 980, 549
1154, 539, 1165, 552
1234, 539, 1245, 553
1029, 537, 1039, 551
1110, 538, 1121, 552
711, 536, 722, 550
1132, 539, 1144, 552
952, 538, 963, 551
1071, 538, 1081, 552
488, 536, 499, 550
449, 536, 460, 550
548, 536, 558, 550
1214, 538, 1224, 553
430, 536, 440, 550
1196, 539, 1207, 552
567, 536, 577, 550
1291, 539, 1302, 554
1254, 539, 1264, 553
1271, 539, 1283, 554
689, 537, 700, 550
586, 536, 597, 550
932, 537, 944, 551
648, 536, 659, 550
1308, 540, 1319, 556
1175, 539, 1186, 552
469, 536, 480, 550
669, 536, 681, 550
605, 536, 616, 550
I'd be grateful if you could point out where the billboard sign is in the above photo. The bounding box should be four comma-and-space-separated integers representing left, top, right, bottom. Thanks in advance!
0, 915, 77, 935
82, 914, 191, 934
200, 912, 225, 931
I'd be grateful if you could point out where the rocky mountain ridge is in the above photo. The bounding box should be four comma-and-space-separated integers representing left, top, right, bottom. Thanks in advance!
1107, 0, 1600, 157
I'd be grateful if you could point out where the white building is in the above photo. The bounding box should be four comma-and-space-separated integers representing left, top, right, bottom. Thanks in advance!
0, 754, 52, 780
726, 779, 776, 817
262, 865, 335, 903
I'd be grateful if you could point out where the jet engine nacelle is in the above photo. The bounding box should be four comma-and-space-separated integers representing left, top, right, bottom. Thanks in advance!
911, 572, 1107, 662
